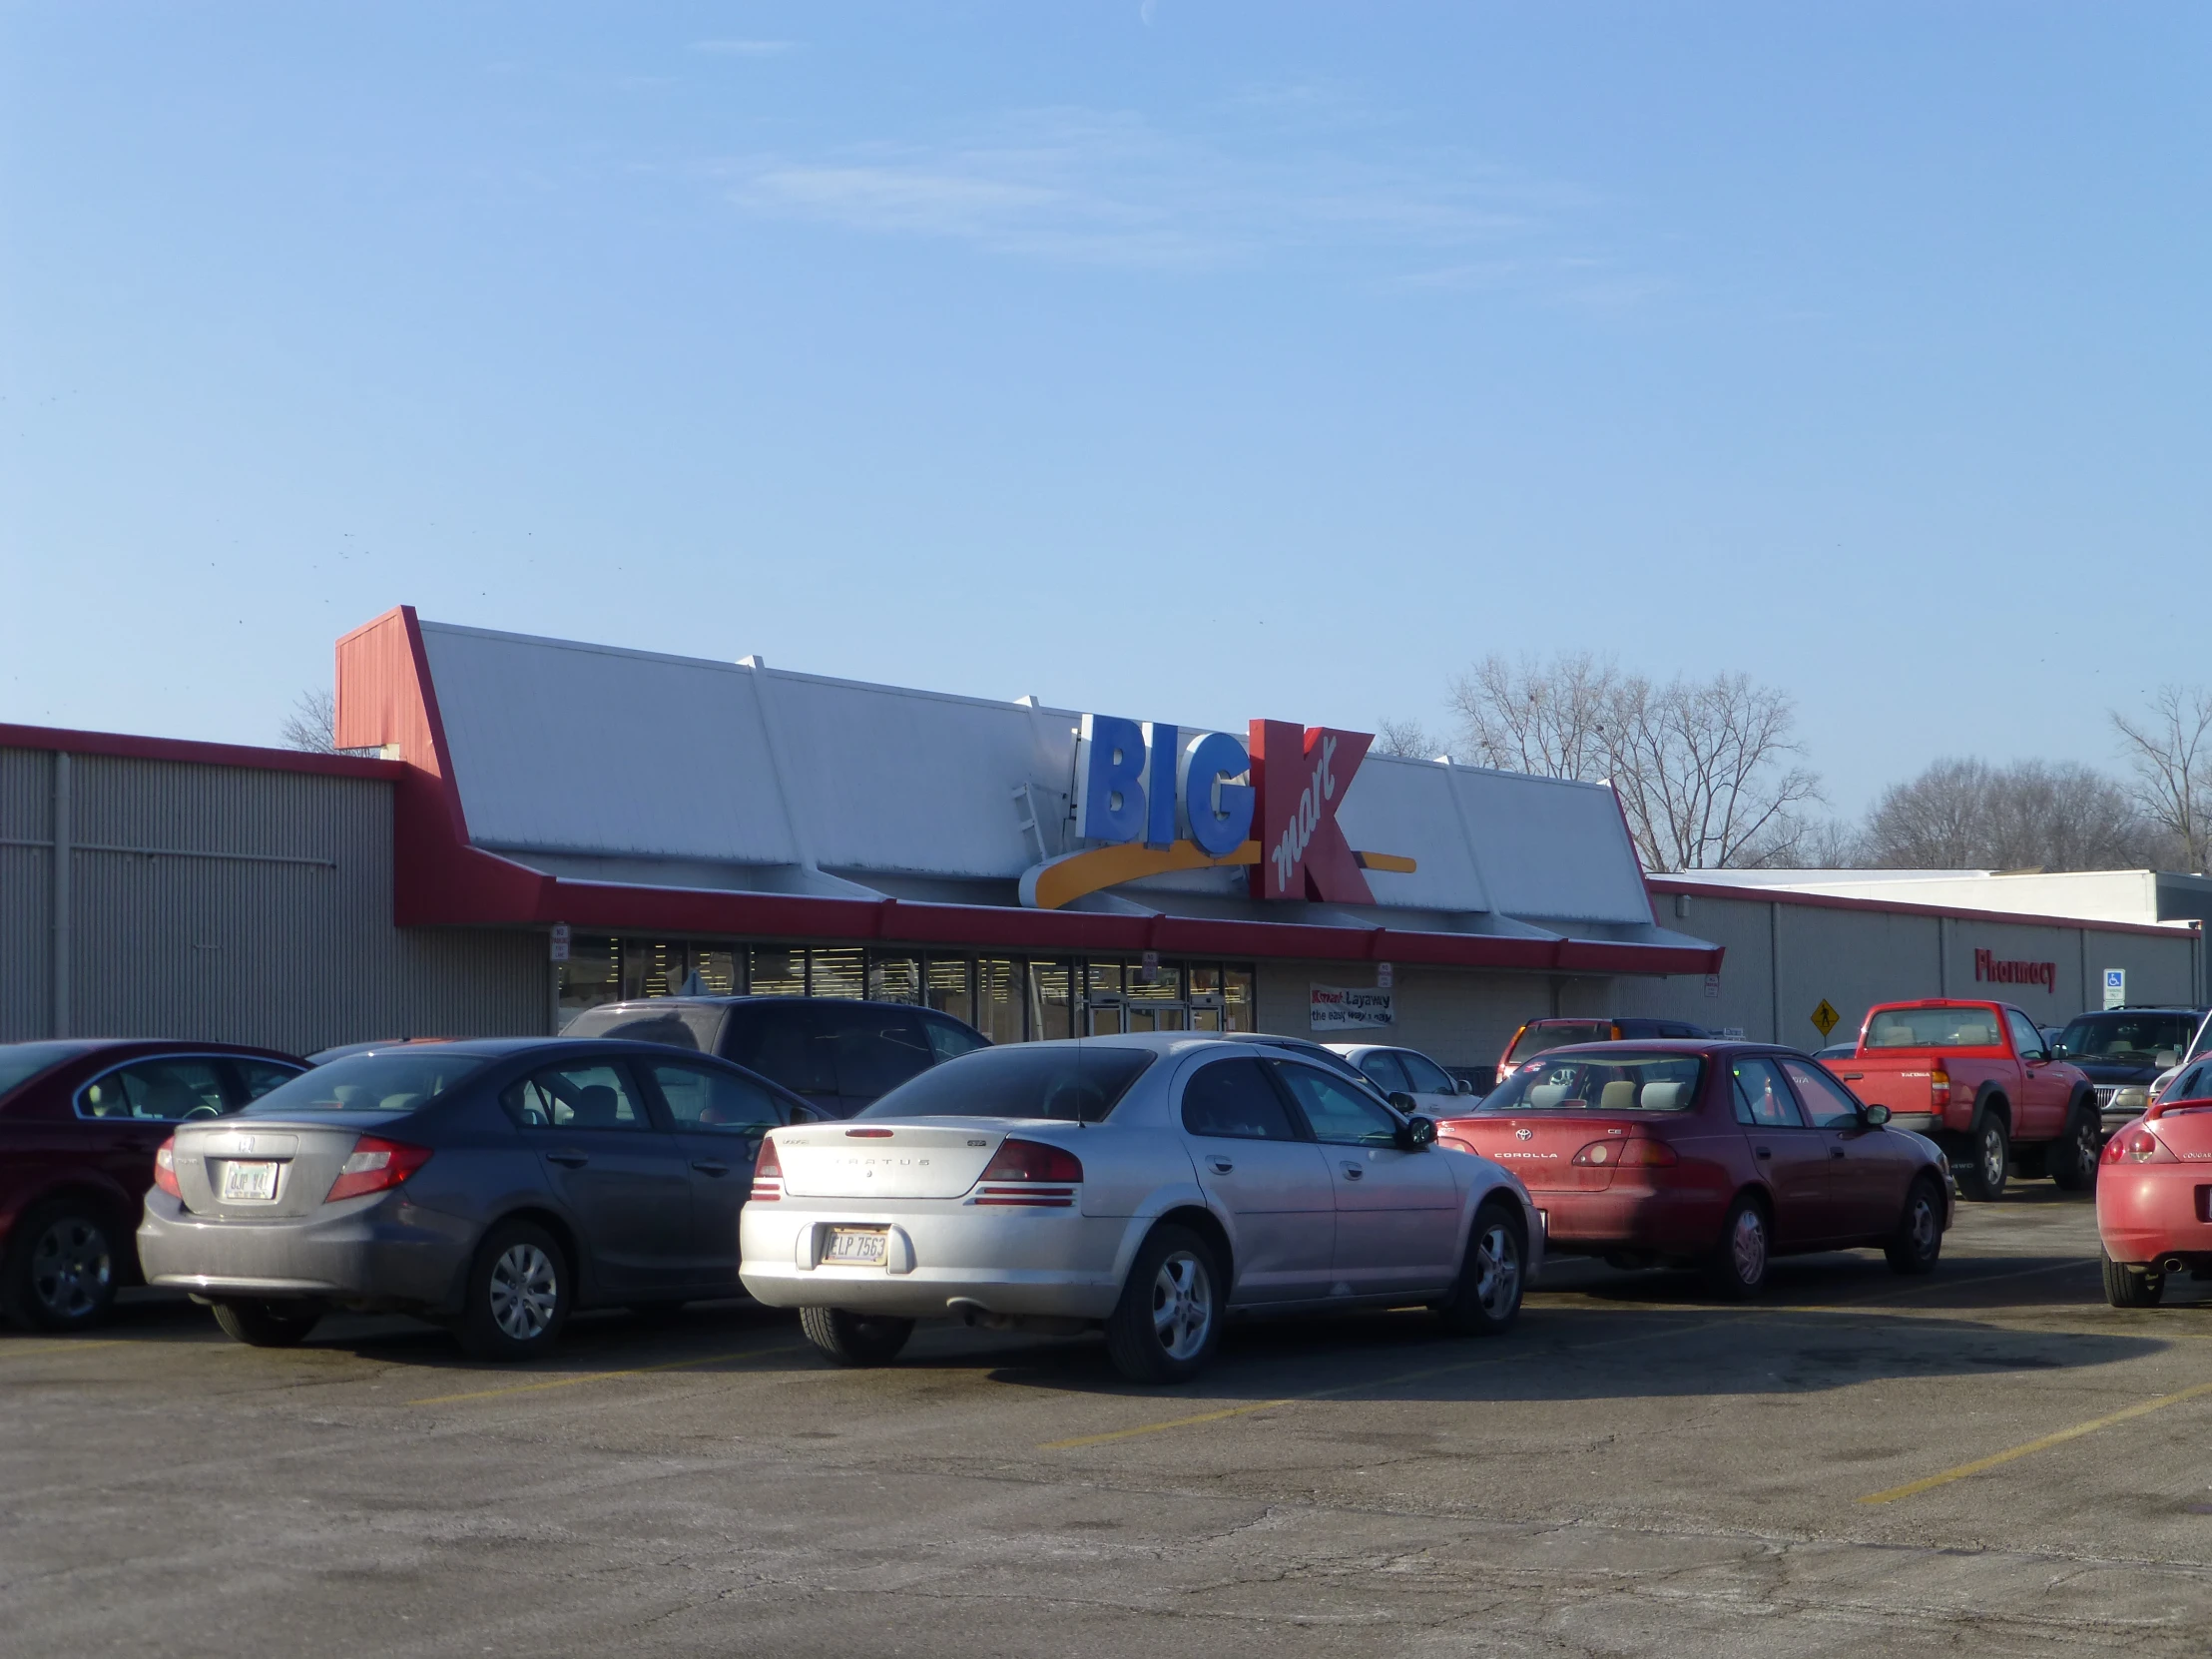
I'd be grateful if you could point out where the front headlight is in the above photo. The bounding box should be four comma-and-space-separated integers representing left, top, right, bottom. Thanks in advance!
2111, 1087, 2149, 1113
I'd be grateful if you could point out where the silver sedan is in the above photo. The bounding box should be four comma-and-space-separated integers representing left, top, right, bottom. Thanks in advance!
740, 1034, 1541, 1382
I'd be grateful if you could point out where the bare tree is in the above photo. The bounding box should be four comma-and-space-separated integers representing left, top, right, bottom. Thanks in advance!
1375, 718, 1440, 760
1447, 653, 1615, 779
2112, 687, 2212, 874
279, 689, 338, 753
1863, 758, 2164, 871
1447, 653, 1820, 871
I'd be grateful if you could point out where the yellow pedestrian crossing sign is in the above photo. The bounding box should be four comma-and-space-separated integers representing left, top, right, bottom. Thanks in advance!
1811, 999, 1841, 1040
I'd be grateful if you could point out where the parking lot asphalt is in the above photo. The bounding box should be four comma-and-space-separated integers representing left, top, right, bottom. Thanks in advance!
7, 1185, 2212, 1658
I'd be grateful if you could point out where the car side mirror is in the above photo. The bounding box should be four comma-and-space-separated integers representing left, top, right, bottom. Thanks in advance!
1455, 1078, 1477, 1095
2156, 1049, 2180, 1069
1397, 1115, 1438, 1150
1862, 1103, 1892, 1128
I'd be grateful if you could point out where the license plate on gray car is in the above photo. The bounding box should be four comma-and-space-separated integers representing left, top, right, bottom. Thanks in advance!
826, 1228, 887, 1265
221, 1161, 279, 1202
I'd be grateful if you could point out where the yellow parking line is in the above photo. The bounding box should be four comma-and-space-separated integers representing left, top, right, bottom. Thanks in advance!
1041, 1315, 1739, 1450
408, 1341, 799, 1406
1858, 1380, 2212, 1504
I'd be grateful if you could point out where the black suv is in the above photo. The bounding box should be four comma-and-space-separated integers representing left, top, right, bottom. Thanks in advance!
563, 997, 989, 1118
2050, 1005, 2209, 1139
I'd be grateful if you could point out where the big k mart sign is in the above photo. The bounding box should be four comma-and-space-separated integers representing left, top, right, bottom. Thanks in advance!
1017, 715, 1412, 910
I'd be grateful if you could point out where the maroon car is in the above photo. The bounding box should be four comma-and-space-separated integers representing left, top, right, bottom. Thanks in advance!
1434, 1040, 1953, 1297
0, 1040, 307, 1332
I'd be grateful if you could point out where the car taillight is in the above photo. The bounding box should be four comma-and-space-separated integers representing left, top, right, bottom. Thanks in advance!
751, 1136, 783, 1201
974, 1137, 1083, 1207
1571, 1138, 1678, 1168
323, 1136, 433, 1203
1610, 1024, 1623, 1040
1930, 1066, 1951, 1110
153, 1135, 182, 1198
2104, 1127, 2178, 1165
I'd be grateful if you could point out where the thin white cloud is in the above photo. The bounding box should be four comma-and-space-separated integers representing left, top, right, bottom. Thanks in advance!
717, 105, 1604, 281
688, 38, 798, 57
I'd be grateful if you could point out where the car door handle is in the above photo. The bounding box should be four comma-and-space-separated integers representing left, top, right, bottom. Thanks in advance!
1207, 1157, 1234, 1174
546, 1150, 589, 1169
1755, 1146, 1773, 1160
1829, 1146, 1847, 1159
690, 1160, 730, 1177
1341, 1163, 1365, 1180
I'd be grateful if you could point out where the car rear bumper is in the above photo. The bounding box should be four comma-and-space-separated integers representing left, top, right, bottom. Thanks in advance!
136, 1191, 474, 1312
1517, 1187, 1727, 1256
740, 1205, 1129, 1320
2098, 1172, 2212, 1266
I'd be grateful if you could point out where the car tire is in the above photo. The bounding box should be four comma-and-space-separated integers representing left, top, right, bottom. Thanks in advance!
1703, 1194, 1772, 1301
2, 1199, 120, 1333
457, 1220, 571, 1362
1883, 1177, 1945, 1275
2048, 1103, 2101, 1193
1104, 1224, 1223, 1384
1956, 1114, 2010, 1203
1435, 1197, 1527, 1337
798, 1306, 914, 1367
211, 1298, 324, 1348
2101, 1248, 2164, 1309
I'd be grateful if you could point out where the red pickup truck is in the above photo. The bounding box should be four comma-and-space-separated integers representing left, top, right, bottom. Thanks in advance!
1834, 999, 2099, 1201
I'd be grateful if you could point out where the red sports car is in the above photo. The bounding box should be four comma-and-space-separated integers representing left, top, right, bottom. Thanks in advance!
0, 1039, 306, 1332
2096, 1058, 2212, 1307
1434, 1040, 1953, 1297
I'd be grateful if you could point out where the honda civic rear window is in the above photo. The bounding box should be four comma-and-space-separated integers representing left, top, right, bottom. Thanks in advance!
242, 1053, 490, 1115
857, 1045, 1154, 1124
1479, 1052, 1706, 1113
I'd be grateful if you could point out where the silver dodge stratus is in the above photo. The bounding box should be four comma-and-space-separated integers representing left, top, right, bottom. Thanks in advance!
740, 1034, 1542, 1382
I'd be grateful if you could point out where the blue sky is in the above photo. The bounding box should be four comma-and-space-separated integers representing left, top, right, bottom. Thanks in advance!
2, 3, 2205, 816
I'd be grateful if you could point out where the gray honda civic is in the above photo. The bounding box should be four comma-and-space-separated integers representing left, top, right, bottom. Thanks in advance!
136, 1037, 816, 1359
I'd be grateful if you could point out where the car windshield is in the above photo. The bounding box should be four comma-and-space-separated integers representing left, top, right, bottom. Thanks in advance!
856, 1044, 1154, 1124
0, 1041, 94, 1097
564, 1003, 725, 1052
1503, 1021, 1615, 1063
1478, 1051, 1706, 1113
240, 1052, 490, 1114
1864, 1008, 2004, 1049
2054, 1013, 2198, 1062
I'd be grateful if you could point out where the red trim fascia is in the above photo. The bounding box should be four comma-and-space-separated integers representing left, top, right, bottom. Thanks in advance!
1649, 875, 2191, 941
448, 870, 1722, 974
0, 721, 402, 781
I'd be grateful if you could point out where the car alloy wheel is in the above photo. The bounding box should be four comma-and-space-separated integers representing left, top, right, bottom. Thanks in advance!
1150, 1249, 1214, 1362
487, 1243, 560, 1341
1472, 1219, 1522, 1318
1730, 1206, 1768, 1287
30, 1216, 112, 1324
1980, 1125, 2005, 1188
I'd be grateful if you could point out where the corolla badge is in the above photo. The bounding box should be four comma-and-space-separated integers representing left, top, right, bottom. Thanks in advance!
1515, 1128, 1534, 1141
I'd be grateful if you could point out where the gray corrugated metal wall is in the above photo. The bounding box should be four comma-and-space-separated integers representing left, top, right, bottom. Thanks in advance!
1, 746, 548, 1054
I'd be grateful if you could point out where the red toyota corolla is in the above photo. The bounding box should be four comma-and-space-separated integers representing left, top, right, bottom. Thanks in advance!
1433, 1041, 1953, 1297
2096, 1056, 2212, 1307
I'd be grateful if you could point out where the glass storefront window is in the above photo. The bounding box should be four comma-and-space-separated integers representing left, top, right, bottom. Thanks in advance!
558, 935, 622, 1021
622, 938, 691, 1001
810, 947, 865, 999
1188, 965, 1221, 999
1028, 961, 1074, 1041
749, 946, 806, 997
926, 957, 973, 1027
978, 958, 1023, 1045
868, 955, 922, 1004
1223, 966, 1254, 1032
1126, 961, 1183, 1003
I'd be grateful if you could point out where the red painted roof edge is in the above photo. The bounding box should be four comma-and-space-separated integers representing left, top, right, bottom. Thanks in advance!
1649, 874, 2194, 941
0, 721, 403, 780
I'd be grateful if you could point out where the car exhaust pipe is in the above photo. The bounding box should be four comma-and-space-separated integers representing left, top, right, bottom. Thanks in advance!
2162, 1257, 2187, 1276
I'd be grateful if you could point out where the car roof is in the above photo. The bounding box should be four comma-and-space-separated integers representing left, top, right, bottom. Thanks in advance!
1506, 1037, 1792, 1057
578, 997, 959, 1013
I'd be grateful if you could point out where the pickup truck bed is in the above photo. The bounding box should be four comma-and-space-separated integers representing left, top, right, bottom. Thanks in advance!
1836, 999, 2098, 1200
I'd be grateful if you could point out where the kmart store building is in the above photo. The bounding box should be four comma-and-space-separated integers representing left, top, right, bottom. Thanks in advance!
3, 606, 2193, 1067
